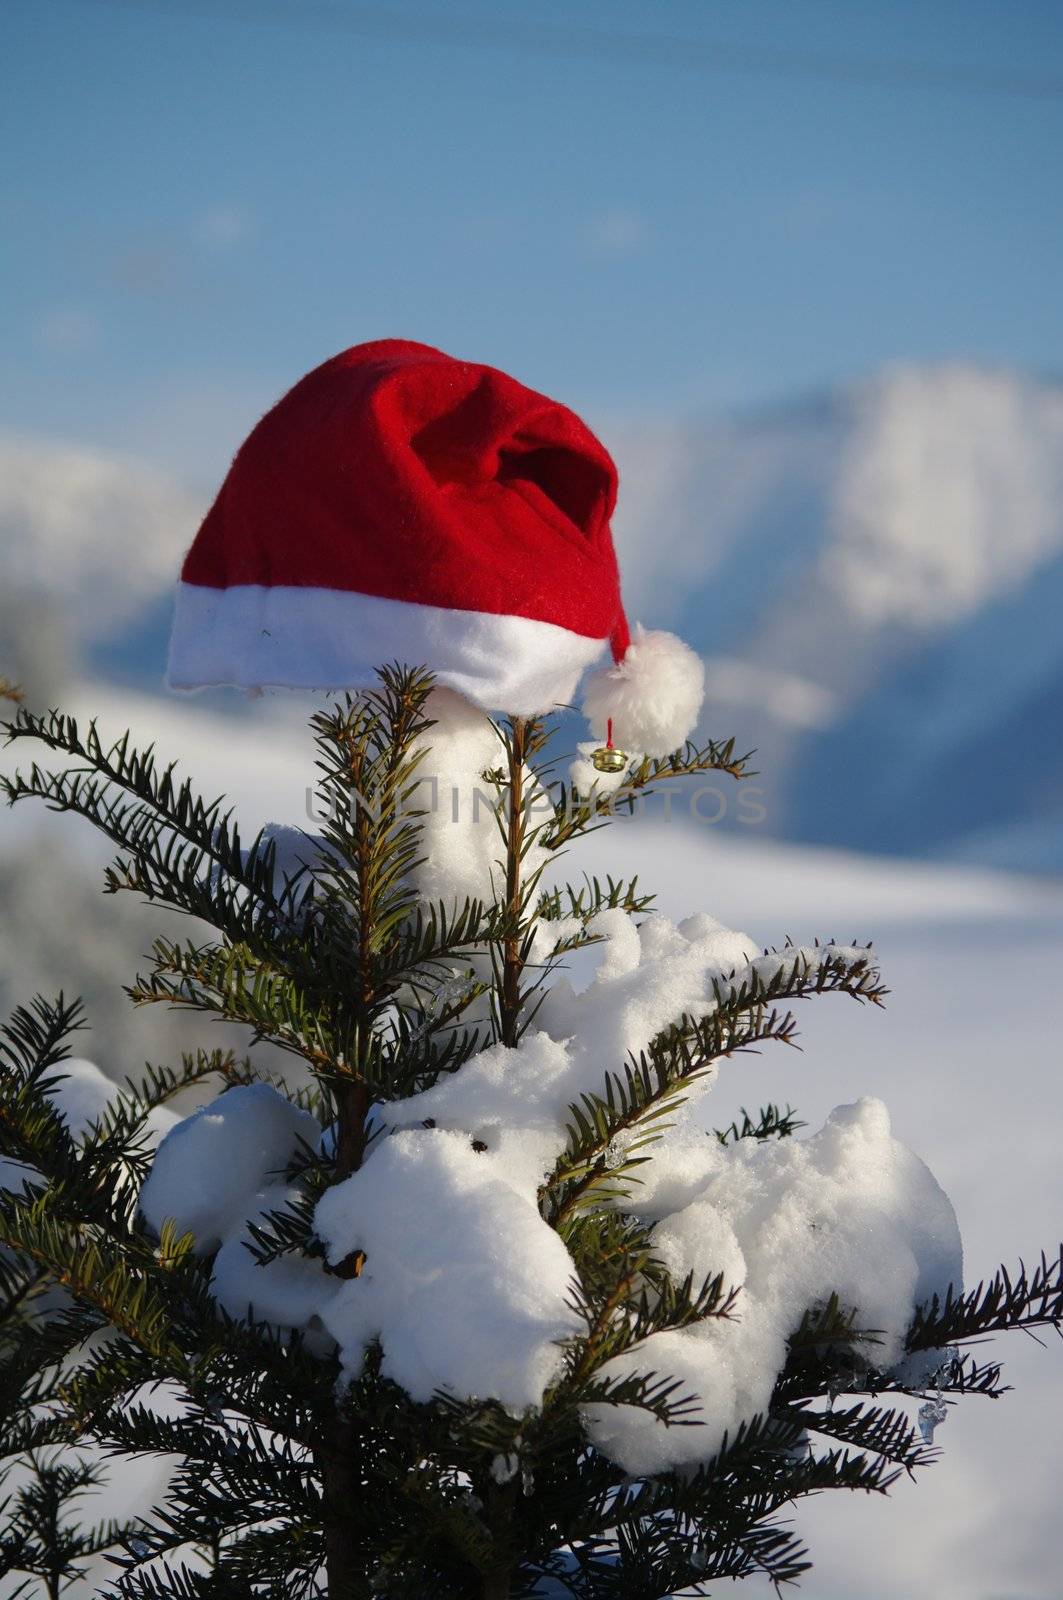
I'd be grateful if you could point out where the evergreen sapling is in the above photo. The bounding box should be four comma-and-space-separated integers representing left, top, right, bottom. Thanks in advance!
0, 666, 1059, 1599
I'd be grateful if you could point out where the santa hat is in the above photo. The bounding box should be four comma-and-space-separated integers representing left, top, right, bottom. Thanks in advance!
169, 339, 703, 756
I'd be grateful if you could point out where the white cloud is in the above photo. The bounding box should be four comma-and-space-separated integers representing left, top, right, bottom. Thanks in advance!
703, 654, 841, 730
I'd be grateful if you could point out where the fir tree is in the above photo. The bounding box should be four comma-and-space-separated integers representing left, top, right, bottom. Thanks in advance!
0, 665, 1060, 1599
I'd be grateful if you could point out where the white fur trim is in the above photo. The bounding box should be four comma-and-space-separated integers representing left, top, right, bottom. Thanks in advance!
168, 583, 608, 716
581, 627, 705, 757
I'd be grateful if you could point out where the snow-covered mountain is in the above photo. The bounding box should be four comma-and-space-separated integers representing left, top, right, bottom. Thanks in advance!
0, 431, 200, 637
604, 363, 1063, 872
0, 430, 203, 699
3, 362, 1061, 871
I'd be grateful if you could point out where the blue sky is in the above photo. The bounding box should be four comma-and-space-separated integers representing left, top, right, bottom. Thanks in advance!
3, 0, 1062, 483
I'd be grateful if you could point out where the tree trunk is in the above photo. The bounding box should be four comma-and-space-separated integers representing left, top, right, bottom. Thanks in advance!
321, 1416, 361, 1598
499, 718, 527, 1048
322, 1074, 371, 1593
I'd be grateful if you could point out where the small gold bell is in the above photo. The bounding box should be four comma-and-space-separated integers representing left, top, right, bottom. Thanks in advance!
591, 717, 628, 773
592, 744, 629, 774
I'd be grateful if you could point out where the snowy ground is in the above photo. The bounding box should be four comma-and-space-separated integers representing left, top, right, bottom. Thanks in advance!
2, 683, 1061, 1600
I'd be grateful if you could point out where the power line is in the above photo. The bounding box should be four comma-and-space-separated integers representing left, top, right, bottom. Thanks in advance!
43, 0, 1063, 103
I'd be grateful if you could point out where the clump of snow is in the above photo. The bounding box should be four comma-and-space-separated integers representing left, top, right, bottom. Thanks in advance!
584, 1097, 961, 1473
314, 1128, 581, 1410
211, 1184, 337, 1334
393, 686, 558, 1034
539, 910, 760, 1077
490, 1450, 521, 1485
408, 688, 504, 906
408, 688, 549, 909
526, 912, 583, 966
138, 1083, 318, 1255
1, 1057, 178, 1196
382, 907, 762, 1197
383, 918, 865, 1200
46, 1057, 119, 1137
136, 1083, 337, 1341
384, 1031, 578, 1197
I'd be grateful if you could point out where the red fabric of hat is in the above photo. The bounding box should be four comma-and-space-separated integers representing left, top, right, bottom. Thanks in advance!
169, 338, 703, 751
171, 339, 630, 709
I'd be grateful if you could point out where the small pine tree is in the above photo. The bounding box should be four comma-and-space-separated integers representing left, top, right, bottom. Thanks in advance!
0, 666, 1060, 1599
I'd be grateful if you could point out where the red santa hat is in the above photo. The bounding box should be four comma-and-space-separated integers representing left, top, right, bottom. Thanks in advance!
169, 338, 703, 756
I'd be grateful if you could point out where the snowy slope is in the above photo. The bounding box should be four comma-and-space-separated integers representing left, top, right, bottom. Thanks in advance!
1, 685, 1061, 1599
603, 364, 1063, 872
790, 540, 1063, 867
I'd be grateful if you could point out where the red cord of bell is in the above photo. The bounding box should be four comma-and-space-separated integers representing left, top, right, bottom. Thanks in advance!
606, 718, 614, 751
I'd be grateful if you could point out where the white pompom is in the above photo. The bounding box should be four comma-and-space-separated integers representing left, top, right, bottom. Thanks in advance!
581, 627, 705, 757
